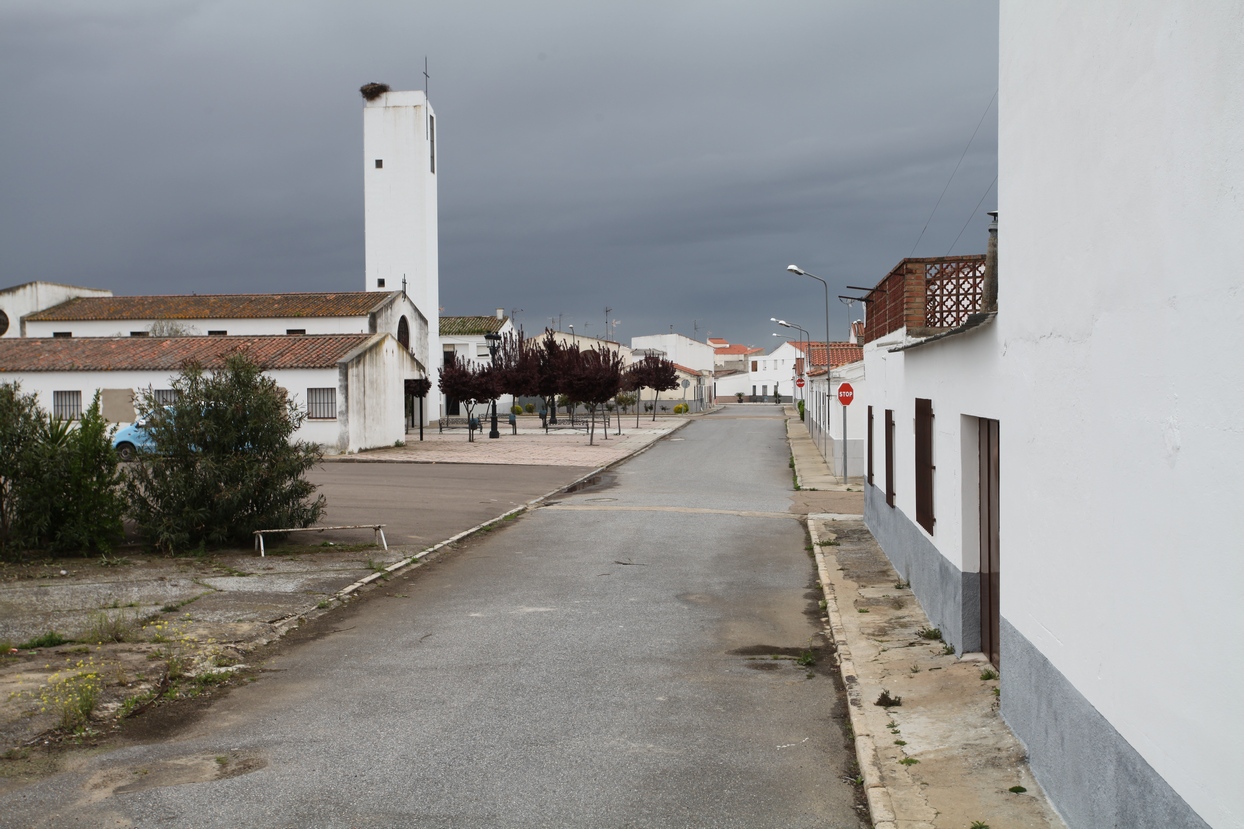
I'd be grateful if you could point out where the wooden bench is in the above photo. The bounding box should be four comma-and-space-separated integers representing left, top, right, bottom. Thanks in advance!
252, 524, 387, 557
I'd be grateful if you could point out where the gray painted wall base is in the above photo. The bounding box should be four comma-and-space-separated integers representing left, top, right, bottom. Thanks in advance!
861, 485, 1210, 828
1001, 618, 1211, 829
864, 484, 979, 652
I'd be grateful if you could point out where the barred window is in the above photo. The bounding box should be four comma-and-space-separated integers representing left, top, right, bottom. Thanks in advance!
53, 390, 82, 421
307, 388, 336, 420
153, 389, 176, 406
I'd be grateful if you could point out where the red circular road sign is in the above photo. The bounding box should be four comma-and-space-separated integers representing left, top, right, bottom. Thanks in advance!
795, 377, 806, 388
837, 382, 855, 405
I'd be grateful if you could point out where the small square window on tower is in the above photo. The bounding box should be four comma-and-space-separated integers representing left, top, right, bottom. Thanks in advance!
375, 159, 383, 168
377, 278, 386, 288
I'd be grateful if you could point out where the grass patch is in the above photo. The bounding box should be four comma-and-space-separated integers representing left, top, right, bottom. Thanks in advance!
916, 626, 943, 641
79, 610, 136, 644
18, 632, 68, 650
1009, 785, 1027, 794
980, 667, 999, 681
874, 689, 903, 708
899, 757, 919, 766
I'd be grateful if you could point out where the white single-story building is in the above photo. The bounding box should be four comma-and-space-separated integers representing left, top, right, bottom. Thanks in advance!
851, 4, 1243, 825
0, 281, 112, 339
804, 342, 866, 480
0, 334, 419, 454
630, 333, 714, 374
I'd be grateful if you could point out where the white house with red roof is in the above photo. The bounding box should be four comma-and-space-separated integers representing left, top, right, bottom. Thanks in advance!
0, 333, 417, 453
847, 5, 1243, 825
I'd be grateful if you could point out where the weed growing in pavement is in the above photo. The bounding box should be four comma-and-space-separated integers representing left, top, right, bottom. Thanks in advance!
796, 650, 816, 667
894, 580, 910, 590
970, 822, 990, 829
80, 610, 136, 644
910, 664, 921, 674
13, 657, 105, 731
857, 608, 870, 613
942, 643, 956, 655
818, 539, 840, 546
875, 690, 903, 708
215, 755, 229, 767
899, 757, 919, 766
18, 631, 68, 650
818, 599, 828, 611
980, 668, 999, 681
917, 626, 943, 641
98, 554, 131, 567
894, 739, 907, 746
1008, 785, 1027, 794
316, 600, 331, 609
992, 687, 1000, 698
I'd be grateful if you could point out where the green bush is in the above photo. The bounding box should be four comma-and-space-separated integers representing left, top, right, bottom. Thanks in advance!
18, 393, 124, 553
0, 382, 42, 556
510, 404, 523, 415
673, 403, 688, 414
524, 403, 535, 413
123, 354, 325, 553
1, 386, 123, 557
797, 399, 806, 421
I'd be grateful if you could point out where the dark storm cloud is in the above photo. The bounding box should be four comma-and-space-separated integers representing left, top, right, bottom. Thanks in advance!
0, 0, 997, 348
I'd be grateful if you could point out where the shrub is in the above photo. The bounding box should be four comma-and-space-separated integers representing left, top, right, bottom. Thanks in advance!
673, 403, 688, 414
734, 392, 744, 403
0, 383, 42, 556
510, 405, 523, 415
18, 393, 124, 554
123, 353, 325, 553
524, 403, 535, 414
1, 387, 124, 557
797, 399, 806, 421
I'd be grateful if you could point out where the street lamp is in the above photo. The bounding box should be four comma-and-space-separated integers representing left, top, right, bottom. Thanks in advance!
787, 265, 835, 472
772, 318, 809, 402
484, 332, 501, 439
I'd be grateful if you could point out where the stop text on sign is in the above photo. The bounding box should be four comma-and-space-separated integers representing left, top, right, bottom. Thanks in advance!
837, 382, 854, 405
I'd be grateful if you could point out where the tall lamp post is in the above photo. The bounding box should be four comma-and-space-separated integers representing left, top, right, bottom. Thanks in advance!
484, 332, 501, 439
786, 265, 834, 466
771, 318, 809, 402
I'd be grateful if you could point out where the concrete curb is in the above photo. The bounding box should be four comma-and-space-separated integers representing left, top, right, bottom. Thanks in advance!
808, 516, 896, 829
329, 418, 693, 602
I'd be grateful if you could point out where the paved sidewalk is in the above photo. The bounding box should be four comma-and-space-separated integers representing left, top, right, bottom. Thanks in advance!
785, 414, 1065, 829
784, 406, 857, 491
329, 418, 688, 467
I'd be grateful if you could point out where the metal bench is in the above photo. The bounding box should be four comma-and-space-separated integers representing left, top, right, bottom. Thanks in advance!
252, 524, 387, 557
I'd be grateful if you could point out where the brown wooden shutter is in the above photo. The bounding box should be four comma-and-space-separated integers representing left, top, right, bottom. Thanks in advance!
915, 398, 935, 533
884, 409, 896, 507
867, 405, 874, 486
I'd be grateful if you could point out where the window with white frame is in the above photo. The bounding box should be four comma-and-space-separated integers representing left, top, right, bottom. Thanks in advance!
53, 390, 82, 421
476, 344, 490, 358
306, 388, 336, 420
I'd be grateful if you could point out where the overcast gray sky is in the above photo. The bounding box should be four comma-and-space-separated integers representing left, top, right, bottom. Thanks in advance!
0, 0, 997, 348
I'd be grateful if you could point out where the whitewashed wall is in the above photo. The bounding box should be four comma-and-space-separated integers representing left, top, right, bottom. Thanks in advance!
0, 282, 111, 338
25, 317, 371, 339
364, 90, 438, 390
854, 4, 1244, 826
630, 334, 715, 373
806, 359, 867, 478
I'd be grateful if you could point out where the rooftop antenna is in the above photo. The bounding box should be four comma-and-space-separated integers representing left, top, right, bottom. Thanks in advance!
604, 306, 612, 340
401, 275, 407, 297
511, 308, 523, 327
693, 319, 700, 340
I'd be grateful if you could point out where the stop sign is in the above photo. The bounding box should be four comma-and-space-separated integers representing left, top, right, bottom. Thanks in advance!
795, 378, 805, 388
837, 382, 855, 406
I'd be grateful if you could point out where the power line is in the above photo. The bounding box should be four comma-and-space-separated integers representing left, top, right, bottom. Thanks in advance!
946, 174, 998, 255
908, 88, 998, 258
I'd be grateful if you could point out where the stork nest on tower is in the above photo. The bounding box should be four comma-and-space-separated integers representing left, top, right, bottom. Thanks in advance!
359, 83, 391, 101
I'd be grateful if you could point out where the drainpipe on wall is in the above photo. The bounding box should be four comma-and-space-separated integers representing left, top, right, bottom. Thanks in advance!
982, 210, 999, 312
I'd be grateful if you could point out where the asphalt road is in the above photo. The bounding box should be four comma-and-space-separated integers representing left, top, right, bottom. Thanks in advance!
4, 407, 864, 828
307, 462, 597, 549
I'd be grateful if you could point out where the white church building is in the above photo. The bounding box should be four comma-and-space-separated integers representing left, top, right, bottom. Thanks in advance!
0, 84, 442, 452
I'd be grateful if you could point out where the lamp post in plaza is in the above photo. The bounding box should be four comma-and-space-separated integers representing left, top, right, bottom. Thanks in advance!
484, 332, 501, 439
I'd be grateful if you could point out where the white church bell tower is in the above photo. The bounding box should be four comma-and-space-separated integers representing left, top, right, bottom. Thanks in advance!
362, 84, 439, 354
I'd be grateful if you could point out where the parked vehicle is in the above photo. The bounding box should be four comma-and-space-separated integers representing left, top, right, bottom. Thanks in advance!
112, 417, 157, 461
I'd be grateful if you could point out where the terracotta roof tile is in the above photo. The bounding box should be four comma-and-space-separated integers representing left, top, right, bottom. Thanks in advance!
794, 341, 862, 367
714, 344, 764, 355
439, 316, 508, 336
0, 335, 376, 372
26, 292, 397, 322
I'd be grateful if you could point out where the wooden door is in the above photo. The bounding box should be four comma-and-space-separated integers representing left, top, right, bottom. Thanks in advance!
979, 419, 1001, 668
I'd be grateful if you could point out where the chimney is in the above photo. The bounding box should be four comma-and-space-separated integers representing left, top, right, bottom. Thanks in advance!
982, 211, 999, 312
496, 308, 504, 320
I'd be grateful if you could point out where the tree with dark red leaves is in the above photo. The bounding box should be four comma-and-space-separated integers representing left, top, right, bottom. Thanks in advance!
563, 346, 624, 445
625, 354, 679, 423
438, 354, 496, 442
